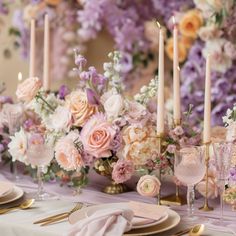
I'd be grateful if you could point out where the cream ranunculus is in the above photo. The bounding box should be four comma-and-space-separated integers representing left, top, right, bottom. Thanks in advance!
45, 106, 72, 132
137, 175, 161, 197
198, 24, 222, 41
16, 77, 42, 102
65, 90, 97, 127
104, 94, 124, 119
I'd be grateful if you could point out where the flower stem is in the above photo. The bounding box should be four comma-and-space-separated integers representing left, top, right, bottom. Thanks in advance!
35, 94, 55, 112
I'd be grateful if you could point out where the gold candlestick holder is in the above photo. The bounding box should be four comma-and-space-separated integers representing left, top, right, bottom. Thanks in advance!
160, 118, 186, 206
157, 133, 163, 205
199, 142, 214, 211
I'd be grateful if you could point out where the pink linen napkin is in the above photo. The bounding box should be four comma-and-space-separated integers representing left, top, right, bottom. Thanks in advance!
67, 208, 134, 236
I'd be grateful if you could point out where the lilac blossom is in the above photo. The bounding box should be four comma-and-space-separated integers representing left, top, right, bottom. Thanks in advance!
229, 167, 236, 182
112, 160, 134, 184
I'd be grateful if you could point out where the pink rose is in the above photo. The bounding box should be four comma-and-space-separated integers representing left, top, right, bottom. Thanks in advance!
16, 77, 42, 102
137, 175, 161, 197
55, 131, 83, 171
80, 113, 116, 158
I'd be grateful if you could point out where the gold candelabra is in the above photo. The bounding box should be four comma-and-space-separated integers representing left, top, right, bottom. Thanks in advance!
160, 118, 186, 206
199, 142, 214, 211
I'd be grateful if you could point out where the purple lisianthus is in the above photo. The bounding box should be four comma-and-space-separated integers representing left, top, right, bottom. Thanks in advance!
86, 88, 100, 105
112, 160, 134, 184
229, 167, 236, 182
0, 96, 13, 104
58, 85, 70, 99
110, 131, 123, 152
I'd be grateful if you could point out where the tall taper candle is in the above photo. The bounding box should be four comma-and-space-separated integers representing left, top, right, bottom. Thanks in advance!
173, 20, 181, 122
29, 19, 35, 77
203, 54, 211, 143
157, 27, 165, 135
43, 14, 50, 91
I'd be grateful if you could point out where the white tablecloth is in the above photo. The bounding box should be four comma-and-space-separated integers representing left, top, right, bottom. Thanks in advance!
0, 166, 235, 236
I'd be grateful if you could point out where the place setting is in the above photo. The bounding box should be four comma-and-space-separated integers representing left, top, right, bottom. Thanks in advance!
0, 1, 236, 236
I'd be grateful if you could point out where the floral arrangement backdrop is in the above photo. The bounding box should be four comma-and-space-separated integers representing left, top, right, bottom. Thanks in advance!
0, 0, 236, 126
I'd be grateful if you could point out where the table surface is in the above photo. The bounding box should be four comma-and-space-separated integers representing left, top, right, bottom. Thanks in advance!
0, 165, 235, 236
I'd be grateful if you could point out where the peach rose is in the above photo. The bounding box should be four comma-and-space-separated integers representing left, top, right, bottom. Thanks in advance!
55, 131, 83, 171
16, 77, 42, 102
196, 170, 218, 199
137, 175, 161, 197
179, 10, 203, 38
165, 37, 187, 63
44, 0, 61, 6
180, 36, 194, 49
80, 113, 116, 158
65, 90, 97, 127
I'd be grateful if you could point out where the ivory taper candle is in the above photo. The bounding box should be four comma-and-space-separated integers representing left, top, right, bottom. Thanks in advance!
43, 14, 50, 91
29, 19, 35, 77
203, 54, 212, 143
157, 27, 165, 135
173, 18, 181, 122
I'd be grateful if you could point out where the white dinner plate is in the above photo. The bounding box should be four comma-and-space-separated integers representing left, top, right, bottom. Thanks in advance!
0, 186, 24, 205
0, 181, 14, 198
69, 203, 177, 232
85, 203, 169, 229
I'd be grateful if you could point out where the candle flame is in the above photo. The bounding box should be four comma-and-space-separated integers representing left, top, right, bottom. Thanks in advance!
18, 72, 22, 82
172, 16, 176, 24
177, 66, 180, 71
155, 20, 161, 29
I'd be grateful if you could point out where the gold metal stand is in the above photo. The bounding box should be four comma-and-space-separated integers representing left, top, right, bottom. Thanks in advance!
160, 118, 186, 206
157, 133, 163, 205
199, 142, 214, 211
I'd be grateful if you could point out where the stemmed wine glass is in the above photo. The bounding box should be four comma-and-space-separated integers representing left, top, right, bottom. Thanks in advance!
212, 142, 232, 225
26, 143, 56, 201
175, 146, 206, 219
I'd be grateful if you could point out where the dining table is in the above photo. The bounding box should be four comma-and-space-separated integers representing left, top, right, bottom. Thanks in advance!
0, 164, 235, 236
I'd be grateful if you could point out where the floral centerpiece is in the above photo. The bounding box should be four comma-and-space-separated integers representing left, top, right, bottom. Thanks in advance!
8, 51, 169, 194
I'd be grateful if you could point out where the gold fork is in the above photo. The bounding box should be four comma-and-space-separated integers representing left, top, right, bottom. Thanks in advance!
34, 203, 83, 225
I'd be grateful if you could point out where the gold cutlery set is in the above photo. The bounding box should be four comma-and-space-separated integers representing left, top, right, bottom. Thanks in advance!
33, 202, 83, 226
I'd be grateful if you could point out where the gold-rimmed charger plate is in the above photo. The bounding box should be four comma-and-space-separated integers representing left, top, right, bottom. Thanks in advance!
124, 208, 180, 235
0, 186, 24, 205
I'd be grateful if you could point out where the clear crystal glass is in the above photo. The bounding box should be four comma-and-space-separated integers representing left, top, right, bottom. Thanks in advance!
26, 144, 57, 201
174, 146, 206, 219
212, 142, 233, 225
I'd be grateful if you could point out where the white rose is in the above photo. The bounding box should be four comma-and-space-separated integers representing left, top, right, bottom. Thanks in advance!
45, 106, 72, 132
226, 122, 236, 142
203, 38, 232, 73
104, 94, 124, 118
198, 24, 221, 41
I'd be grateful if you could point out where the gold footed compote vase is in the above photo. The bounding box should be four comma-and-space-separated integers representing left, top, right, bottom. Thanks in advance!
94, 158, 128, 194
